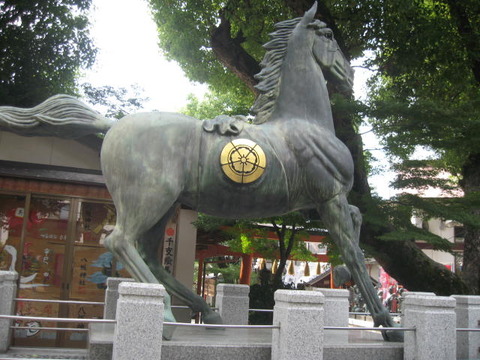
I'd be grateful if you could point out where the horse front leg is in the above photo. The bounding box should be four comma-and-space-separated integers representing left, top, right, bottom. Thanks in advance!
318, 194, 402, 342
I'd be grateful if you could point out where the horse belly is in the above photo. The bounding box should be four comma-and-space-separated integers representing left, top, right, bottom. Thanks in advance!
196, 131, 290, 219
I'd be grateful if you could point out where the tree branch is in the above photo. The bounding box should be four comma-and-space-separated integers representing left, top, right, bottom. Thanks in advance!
210, 11, 261, 94
445, 0, 480, 84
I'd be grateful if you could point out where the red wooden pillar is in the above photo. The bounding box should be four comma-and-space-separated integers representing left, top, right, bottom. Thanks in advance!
239, 254, 253, 284
197, 256, 204, 296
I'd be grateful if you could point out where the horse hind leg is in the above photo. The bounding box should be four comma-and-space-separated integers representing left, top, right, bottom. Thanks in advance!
103, 214, 177, 331
136, 206, 223, 326
104, 227, 158, 284
318, 194, 402, 341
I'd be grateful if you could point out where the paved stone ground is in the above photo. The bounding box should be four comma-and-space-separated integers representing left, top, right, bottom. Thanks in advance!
0, 347, 87, 360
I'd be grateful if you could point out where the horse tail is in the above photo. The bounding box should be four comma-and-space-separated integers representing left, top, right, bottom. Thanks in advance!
0, 94, 112, 139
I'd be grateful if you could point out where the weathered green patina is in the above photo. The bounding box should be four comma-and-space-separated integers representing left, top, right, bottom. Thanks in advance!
0, 3, 401, 341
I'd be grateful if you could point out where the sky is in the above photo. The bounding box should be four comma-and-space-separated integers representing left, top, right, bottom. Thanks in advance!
81, 0, 207, 112
82, 0, 396, 198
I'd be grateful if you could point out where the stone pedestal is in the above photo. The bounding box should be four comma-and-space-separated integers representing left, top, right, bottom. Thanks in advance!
112, 282, 165, 360
403, 295, 456, 360
453, 295, 480, 360
0, 271, 18, 353
103, 277, 135, 319
272, 290, 325, 360
216, 284, 250, 325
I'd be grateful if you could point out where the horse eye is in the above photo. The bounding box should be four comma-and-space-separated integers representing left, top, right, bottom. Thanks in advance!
324, 31, 333, 40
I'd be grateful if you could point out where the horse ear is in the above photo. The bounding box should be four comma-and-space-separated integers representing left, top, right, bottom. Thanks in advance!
301, 1, 318, 25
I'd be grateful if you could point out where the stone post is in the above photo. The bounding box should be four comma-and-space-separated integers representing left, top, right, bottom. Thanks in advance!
112, 282, 165, 360
316, 288, 349, 342
272, 290, 325, 360
216, 284, 250, 325
400, 292, 435, 326
103, 277, 135, 319
453, 295, 480, 360
0, 271, 18, 353
316, 288, 349, 326
403, 294, 456, 360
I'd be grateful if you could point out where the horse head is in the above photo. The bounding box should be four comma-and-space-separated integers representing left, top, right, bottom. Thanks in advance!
303, 3, 354, 93
311, 22, 354, 93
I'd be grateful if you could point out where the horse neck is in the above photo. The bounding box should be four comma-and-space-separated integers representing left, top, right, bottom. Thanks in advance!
271, 37, 335, 132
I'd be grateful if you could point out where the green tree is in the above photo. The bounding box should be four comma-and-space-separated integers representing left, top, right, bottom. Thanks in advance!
0, 0, 96, 107
150, 0, 470, 295
351, 0, 480, 293
182, 88, 253, 120
230, 214, 318, 288
81, 83, 149, 120
195, 213, 318, 289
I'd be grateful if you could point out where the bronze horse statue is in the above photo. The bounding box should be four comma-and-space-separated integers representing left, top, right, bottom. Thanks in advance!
0, 3, 400, 340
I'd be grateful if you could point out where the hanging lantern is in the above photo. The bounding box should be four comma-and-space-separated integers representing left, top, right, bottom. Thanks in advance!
303, 262, 310, 277
288, 261, 295, 275
316, 262, 321, 275
259, 258, 266, 270
271, 259, 278, 274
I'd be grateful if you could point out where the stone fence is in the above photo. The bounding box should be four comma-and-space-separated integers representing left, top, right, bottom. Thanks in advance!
1, 272, 480, 359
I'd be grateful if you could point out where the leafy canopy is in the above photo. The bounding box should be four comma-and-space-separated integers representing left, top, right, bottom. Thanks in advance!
0, 0, 97, 107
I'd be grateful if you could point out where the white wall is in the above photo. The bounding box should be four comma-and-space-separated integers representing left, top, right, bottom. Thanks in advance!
0, 131, 101, 170
412, 216, 457, 270
421, 249, 455, 267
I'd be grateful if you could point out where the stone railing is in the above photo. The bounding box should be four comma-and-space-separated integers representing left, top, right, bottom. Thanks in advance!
1, 271, 480, 359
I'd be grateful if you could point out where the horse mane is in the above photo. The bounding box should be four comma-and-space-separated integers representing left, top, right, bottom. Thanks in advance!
251, 17, 302, 124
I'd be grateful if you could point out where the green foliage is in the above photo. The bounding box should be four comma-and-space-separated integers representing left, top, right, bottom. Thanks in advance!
205, 260, 241, 284
227, 212, 319, 261
181, 87, 254, 119
81, 83, 149, 120
248, 282, 295, 324
391, 160, 460, 192
357, 0, 480, 180
362, 190, 480, 253
379, 229, 452, 252
0, 0, 96, 107
343, 0, 480, 274
149, 0, 293, 93
152, 0, 478, 292
367, 98, 480, 173
193, 212, 319, 285
396, 193, 480, 230
194, 213, 234, 232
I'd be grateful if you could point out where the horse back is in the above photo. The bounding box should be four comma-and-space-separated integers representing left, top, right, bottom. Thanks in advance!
195, 125, 290, 219
101, 112, 202, 210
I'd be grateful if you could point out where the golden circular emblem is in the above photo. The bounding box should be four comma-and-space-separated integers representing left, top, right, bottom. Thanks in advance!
220, 139, 267, 184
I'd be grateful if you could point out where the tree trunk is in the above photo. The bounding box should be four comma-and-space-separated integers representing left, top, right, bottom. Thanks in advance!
273, 258, 287, 288
445, 0, 480, 83
460, 153, 480, 294
272, 224, 296, 289
210, 14, 261, 94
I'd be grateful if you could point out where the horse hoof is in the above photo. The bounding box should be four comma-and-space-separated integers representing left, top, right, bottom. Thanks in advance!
203, 312, 223, 324
202, 312, 225, 331
162, 310, 177, 340
382, 328, 404, 342
162, 323, 176, 340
